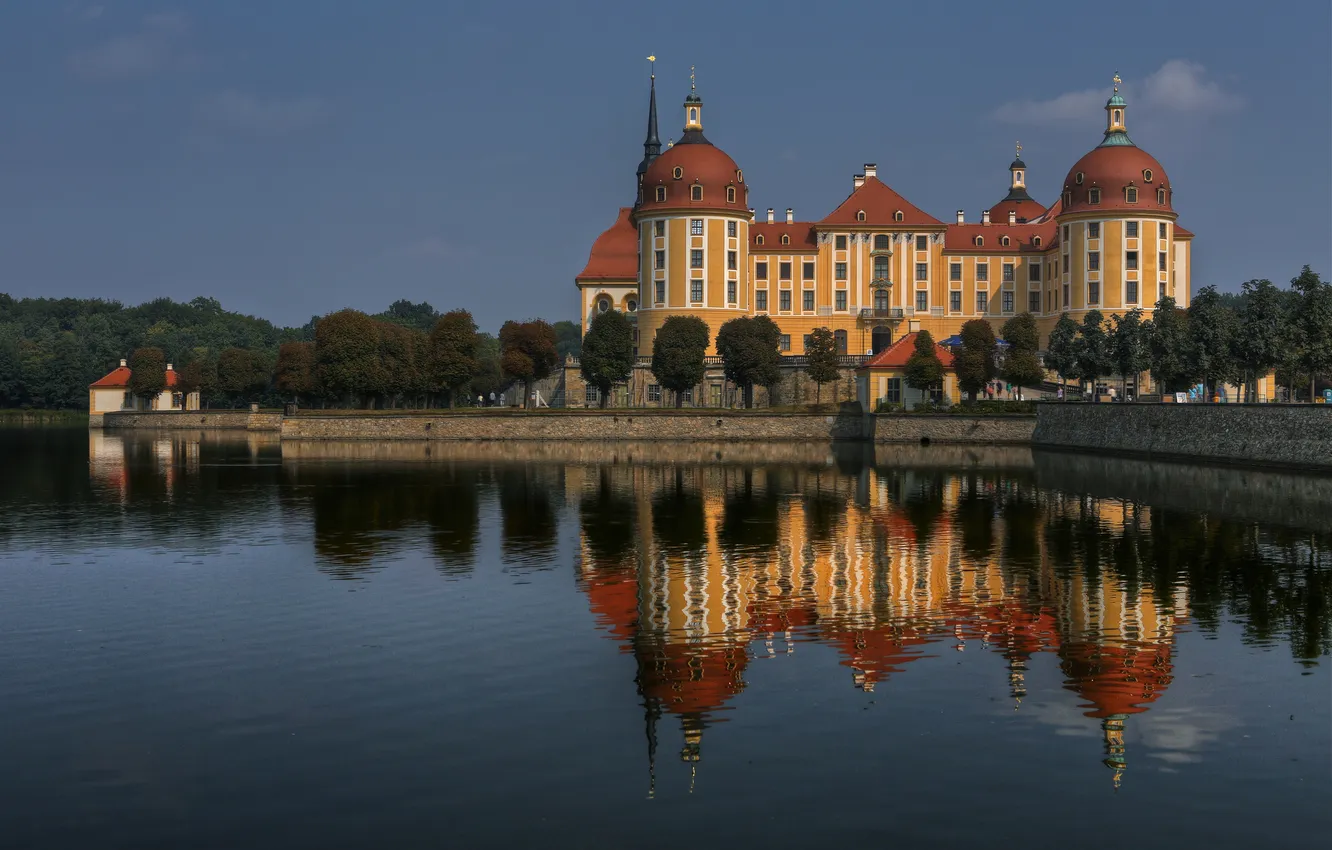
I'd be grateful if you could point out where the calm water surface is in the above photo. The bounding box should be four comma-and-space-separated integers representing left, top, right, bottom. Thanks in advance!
1, 429, 1329, 848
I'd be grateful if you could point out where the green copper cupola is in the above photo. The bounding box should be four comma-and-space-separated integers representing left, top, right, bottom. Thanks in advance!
1100, 73, 1135, 147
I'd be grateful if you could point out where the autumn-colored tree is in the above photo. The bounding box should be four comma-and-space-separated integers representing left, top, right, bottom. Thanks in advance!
426, 309, 480, 407
128, 347, 167, 408
498, 319, 559, 408
316, 309, 385, 408
378, 322, 424, 408
274, 341, 317, 404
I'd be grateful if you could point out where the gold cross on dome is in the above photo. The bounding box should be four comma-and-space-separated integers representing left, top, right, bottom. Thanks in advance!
1113, 73, 1121, 92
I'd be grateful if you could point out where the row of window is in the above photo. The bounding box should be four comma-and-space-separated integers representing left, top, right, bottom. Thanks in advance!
948, 262, 1033, 282
651, 184, 741, 204
879, 377, 944, 405
1084, 251, 1167, 271
652, 219, 743, 238
1061, 221, 1169, 242
1062, 187, 1168, 206
755, 261, 815, 281
944, 291, 1018, 313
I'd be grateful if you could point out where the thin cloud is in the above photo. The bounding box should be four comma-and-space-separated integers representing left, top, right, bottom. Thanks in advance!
68, 11, 189, 80
995, 60, 1241, 127
398, 237, 458, 259
196, 90, 330, 136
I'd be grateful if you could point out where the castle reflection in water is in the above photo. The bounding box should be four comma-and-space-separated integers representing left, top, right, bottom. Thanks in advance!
76, 431, 1331, 792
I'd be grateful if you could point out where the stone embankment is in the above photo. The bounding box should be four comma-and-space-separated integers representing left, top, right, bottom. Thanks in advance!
1034, 403, 1332, 470
99, 411, 284, 431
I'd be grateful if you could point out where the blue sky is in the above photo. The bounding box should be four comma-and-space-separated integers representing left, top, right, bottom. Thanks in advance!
0, 0, 1328, 332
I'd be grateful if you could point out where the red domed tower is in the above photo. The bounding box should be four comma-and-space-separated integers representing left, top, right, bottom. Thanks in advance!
987, 142, 1047, 225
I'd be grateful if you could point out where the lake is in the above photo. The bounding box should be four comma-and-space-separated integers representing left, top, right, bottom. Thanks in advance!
1, 428, 1328, 848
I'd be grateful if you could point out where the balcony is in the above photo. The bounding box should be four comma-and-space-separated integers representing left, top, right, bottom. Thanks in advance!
858, 307, 904, 320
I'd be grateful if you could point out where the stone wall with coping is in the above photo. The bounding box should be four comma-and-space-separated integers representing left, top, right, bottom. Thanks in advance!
1033, 403, 1332, 469
100, 411, 283, 431
871, 415, 1034, 445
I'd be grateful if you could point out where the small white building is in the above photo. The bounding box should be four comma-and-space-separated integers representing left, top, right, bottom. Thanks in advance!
89, 359, 200, 414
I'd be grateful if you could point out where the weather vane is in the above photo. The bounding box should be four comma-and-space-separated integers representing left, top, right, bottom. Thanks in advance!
690, 64, 696, 92
647, 55, 655, 79
1016, 141, 1022, 158
1113, 73, 1121, 93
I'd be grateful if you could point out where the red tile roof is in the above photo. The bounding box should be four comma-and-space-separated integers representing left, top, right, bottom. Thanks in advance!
986, 197, 1047, 225
576, 207, 638, 281
858, 332, 956, 370
89, 363, 178, 388
1173, 224, 1193, 238
944, 221, 1057, 253
751, 221, 817, 252
819, 175, 943, 227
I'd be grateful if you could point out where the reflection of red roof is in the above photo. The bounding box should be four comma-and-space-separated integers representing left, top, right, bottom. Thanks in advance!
858, 332, 956, 370
825, 624, 932, 688
1061, 641, 1174, 718
580, 566, 639, 647
637, 640, 748, 716
819, 175, 943, 227
751, 222, 817, 252
89, 364, 179, 388
576, 207, 638, 281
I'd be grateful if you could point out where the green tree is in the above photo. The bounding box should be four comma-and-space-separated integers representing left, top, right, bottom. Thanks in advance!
579, 310, 635, 408
128, 347, 167, 407
1187, 286, 1239, 400
316, 309, 384, 408
803, 327, 841, 407
1290, 266, 1332, 401
553, 320, 583, 361
375, 299, 440, 333
425, 309, 480, 407
378, 323, 425, 408
498, 319, 559, 409
176, 359, 209, 409
1045, 314, 1080, 397
1148, 296, 1192, 394
1001, 313, 1043, 400
217, 348, 269, 406
651, 315, 710, 408
469, 332, 508, 403
1110, 308, 1151, 399
1075, 310, 1113, 399
716, 315, 782, 409
955, 319, 997, 401
1233, 278, 1287, 402
274, 341, 317, 405
904, 330, 945, 404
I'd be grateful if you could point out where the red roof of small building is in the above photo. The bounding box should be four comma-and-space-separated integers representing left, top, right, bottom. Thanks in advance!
751, 221, 817, 252
89, 363, 178, 389
858, 332, 956, 370
1173, 224, 1194, 238
576, 207, 639, 281
819, 175, 943, 227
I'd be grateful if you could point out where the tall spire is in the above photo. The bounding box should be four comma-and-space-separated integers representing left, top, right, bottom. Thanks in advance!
1100, 72, 1135, 147
637, 56, 661, 177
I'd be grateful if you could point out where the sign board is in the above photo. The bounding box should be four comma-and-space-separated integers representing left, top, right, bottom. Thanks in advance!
1175, 392, 1187, 404
1324, 389, 1331, 404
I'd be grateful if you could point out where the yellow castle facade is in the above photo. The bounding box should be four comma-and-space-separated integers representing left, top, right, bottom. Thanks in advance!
576, 70, 1194, 357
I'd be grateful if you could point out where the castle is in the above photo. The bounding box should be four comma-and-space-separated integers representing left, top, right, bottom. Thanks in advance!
576, 68, 1193, 360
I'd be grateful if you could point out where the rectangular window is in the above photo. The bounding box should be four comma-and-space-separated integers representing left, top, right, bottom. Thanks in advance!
1002, 290, 1014, 313
802, 334, 811, 351
1126, 251, 1138, 270
727, 250, 737, 270
1088, 188, 1101, 204
756, 261, 768, 279
655, 250, 665, 269
690, 219, 703, 236
1088, 252, 1100, 271
727, 281, 737, 304
1089, 281, 1100, 304
654, 220, 665, 238
780, 261, 792, 280
803, 290, 814, 311
802, 261, 815, 280
727, 221, 737, 238
681, 388, 693, 404
1126, 221, 1138, 238
916, 235, 929, 251
1159, 251, 1167, 269
950, 291, 962, 312
779, 290, 791, 311
887, 378, 901, 404
779, 334, 791, 352
835, 262, 847, 280
976, 263, 988, 281
647, 384, 661, 402
1002, 264, 1015, 283
690, 280, 703, 303
915, 263, 928, 281
756, 290, 768, 311
950, 262, 962, 281
654, 281, 665, 304
835, 235, 847, 250
916, 291, 928, 312
1088, 222, 1101, 239
1029, 263, 1041, 282
1127, 280, 1139, 304
835, 290, 847, 311
1063, 283, 1070, 308
1062, 224, 1069, 241
1159, 222, 1168, 239
585, 385, 600, 404
1029, 291, 1041, 313
977, 291, 988, 313
691, 249, 703, 268
1159, 282, 1167, 301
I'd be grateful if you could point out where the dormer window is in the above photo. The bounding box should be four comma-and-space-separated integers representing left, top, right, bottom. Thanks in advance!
1157, 188, 1167, 204
691, 185, 703, 201
1063, 191, 1073, 206
1000, 236, 1010, 247
655, 186, 666, 202
1033, 236, 1042, 248
1143, 169, 1153, 183
856, 210, 866, 222
1075, 172, 1085, 185
1125, 187, 1138, 203
781, 234, 790, 245
736, 170, 743, 182
672, 167, 683, 180
1088, 188, 1101, 205
974, 236, 984, 247
756, 235, 764, 246
894, 210, 904, 222
726, 186, 736, 203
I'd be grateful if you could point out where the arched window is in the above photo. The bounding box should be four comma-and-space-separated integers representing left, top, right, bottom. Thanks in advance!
1075, 172, 1084, 185
1000, 236, 1010, 247
691, 185, 703, 201
1125, 187, 1138, 203
874, 234, 889, 250
856, 210, 866, 222
1143, 169, 1153, 182
974, 236, 984, 247
1114, 109, 1122, 124
1033, 236, 1042, 248
726, 186, 736, 203
781, 234, 790, 245
894, 210, 904, 222
755, 235, 764, 246
597, 297, 611, 313
655, 186, 666, 202
626, 299, 637, 312
1157, 187, 1167, 204
673, 167, 683, 180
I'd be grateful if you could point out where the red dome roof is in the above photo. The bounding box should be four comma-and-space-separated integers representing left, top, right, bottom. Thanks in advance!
987, 197, 1047, 225
1061, 145, 1172, 216
638, 141, 748, 214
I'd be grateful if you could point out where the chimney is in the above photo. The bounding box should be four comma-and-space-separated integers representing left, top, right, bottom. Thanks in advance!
1008, 210, 1016, 226
863, 163, 877, 179
767, 208, 775, 223
982, 210, 991, 226
785, 208, 794, 224
956, 210, 965, 224
119, 359, 127, 367
853, 174, 865, 189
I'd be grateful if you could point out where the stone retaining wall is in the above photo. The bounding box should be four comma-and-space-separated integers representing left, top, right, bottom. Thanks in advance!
1034, 403, 1332, 469
100, 411, 283, 431
872, 415, 1034, 445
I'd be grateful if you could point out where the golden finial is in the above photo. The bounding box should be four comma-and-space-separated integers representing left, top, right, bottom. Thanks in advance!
690, 64, 696, 92
1015, 141, 1022, 158
647, 55, 655, 79
1113, 73, 1121, 93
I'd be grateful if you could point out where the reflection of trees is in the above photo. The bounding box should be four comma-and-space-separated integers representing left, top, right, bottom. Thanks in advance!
895, 471, 947, 543
426, 465, 484, 578
719, 469, 780, 552
580, 468, 636, 571
650, 469, 706, 555
955, 473, 996, 562
497, 465, 560, 569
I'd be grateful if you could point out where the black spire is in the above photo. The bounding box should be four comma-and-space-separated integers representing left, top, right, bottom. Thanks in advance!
637, 71, 661, 177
